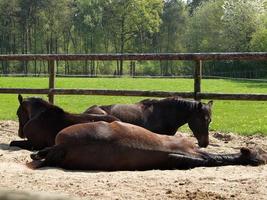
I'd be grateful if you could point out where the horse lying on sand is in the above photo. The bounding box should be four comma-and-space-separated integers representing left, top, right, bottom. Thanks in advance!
85, 97, 213, 147
29, 121, 267, 171
10, 95, 119, 150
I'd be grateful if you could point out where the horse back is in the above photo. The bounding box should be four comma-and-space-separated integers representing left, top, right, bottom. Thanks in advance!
54, 121, 197, 170
96, 104, 145, 125
56, 121, 194, 154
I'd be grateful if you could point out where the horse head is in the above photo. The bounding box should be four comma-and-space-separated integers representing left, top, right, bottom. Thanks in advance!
16, 94, 53, 138
188, 100, 213, 148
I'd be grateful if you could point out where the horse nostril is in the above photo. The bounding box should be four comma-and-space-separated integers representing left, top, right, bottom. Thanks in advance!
199, 141, 209, 148
18, 128, 25, 138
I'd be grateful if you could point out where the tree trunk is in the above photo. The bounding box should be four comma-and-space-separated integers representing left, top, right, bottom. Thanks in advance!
119, 17, 126, 76
34, 21, 37, 75
0, 36, 3, 74
24, 24, 29, 75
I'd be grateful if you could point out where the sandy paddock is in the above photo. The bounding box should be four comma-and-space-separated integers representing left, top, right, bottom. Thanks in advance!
0, 120, 266, 200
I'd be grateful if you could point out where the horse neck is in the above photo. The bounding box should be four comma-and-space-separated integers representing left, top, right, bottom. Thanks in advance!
145, 103, 189, 135
64, 113, 91, 124
28, 100, 57, 119
65, 113, 118, 127
29, 106, 47, 119
172, 108, 191, 127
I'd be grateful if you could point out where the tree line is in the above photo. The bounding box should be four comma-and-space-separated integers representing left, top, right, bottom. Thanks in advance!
0, 0, 267, 78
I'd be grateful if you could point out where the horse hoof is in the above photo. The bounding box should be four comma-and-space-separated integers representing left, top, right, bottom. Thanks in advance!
30, 153, 42, 160
9, 141, 16, 146
240, 147, 267, 166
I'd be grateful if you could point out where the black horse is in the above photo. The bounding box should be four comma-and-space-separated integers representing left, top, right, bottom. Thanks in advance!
84, 97, 213, 147
10, 94, 118, 150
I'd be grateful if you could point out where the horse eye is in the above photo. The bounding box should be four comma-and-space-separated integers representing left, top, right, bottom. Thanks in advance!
205, 116, 211, 123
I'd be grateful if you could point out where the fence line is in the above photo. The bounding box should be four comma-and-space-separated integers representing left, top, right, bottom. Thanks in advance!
1, 53, 267, 61
0, 53, 267, 103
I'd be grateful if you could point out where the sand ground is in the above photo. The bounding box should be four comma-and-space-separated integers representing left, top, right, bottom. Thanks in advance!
0, 120, 266, 200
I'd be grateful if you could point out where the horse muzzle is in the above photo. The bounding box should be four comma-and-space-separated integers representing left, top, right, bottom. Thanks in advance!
18, 128, 25, 138
198, 140, 209, 148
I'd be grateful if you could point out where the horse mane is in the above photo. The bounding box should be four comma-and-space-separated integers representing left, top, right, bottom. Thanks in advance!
140, 96, 200, 111
24, 97, 64, 114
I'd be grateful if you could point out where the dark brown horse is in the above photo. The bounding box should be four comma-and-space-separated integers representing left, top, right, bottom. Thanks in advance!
29, 121, 267, 171
84, 97, 213, 147
10, 94, 119, 150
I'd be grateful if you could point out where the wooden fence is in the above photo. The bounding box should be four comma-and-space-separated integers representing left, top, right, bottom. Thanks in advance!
0, 53, 267, 103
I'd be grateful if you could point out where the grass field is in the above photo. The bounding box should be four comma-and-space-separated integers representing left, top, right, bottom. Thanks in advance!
0, 77, 267, 135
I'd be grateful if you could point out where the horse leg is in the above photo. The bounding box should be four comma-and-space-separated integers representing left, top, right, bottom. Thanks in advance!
29, 145, 66, 169
167, 153, 209, 169
197, 147, 267, 166
26, 160, 48, 169
167, 147, 267, 169
30, 147, 53, 160
9, 140, 33, 150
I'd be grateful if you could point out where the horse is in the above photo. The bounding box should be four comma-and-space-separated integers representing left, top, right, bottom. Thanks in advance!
9, 94, 119, 150
84, 97, 213, 147
29, 121, 267, 171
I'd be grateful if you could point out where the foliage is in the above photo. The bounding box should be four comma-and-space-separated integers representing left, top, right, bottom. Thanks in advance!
0, 0, 267, 78
250, 11, 267, 51
186, 0, 209, 14
221, 0, 266, 51
250, 28, 267, 51
185, 0, 225, 52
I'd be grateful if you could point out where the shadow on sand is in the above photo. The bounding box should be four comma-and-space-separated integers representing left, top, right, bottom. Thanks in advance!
0, 143, 28, 152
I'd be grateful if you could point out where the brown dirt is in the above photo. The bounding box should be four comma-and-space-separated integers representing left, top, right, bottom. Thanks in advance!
0, 120, 267, 200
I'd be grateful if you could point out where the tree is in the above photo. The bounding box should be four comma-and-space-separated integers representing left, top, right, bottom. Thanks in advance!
72, 0, 106, 75
250, 28, 267, 51
0, 0, 20, 74
250, 9, 267, 51
221, 0, 266, 51
185, 0, 225, 52
186, 0, 209, 14
157, 0, 188, 75
102, 0, 163, 75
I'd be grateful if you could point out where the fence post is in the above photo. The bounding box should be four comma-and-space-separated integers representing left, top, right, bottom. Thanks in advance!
48, 60, 56, 104
194, 60, 202, 100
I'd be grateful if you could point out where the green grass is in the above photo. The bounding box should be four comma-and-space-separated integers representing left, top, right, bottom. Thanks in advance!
0, 77, 267, 135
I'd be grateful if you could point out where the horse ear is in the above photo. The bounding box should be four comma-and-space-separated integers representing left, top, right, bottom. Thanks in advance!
207, 100, 213, 107
18, 94, 23, 104
197, 102, 202, 110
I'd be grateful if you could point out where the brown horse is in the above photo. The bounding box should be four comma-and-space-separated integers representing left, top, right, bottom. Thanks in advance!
29, 121, 267, 171
10, 95, 119, 150
84, 97, 213, 147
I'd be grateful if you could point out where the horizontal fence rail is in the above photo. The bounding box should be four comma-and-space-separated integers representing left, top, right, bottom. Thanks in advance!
1, 52, 267, 61
1, 88, 267, 101
0, 88, 194, 98
0, 53, 267, 103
